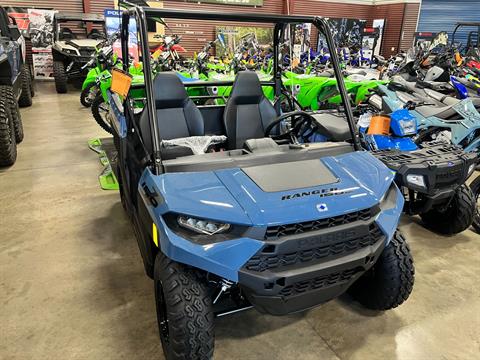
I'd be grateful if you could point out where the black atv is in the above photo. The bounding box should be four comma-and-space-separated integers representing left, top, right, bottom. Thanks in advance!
0, 6, 34, 167
52, 12, 105, 93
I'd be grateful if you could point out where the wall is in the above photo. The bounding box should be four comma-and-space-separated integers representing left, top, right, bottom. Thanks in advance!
0, 0, 420, 56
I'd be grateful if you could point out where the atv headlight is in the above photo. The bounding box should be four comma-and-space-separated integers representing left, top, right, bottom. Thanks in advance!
406, 174, 426, 189
178, 216, 230, 235
398, 119, 417, 136
468, 164, 476, 177
63, 48, 78, 55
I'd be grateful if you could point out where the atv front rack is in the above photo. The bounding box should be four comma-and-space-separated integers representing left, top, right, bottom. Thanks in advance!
372, 142, 477, 213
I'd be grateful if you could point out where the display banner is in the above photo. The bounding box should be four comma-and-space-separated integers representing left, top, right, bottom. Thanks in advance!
104, 9, 139, 62
187, 0, 263, 6
28, 9, 56, 79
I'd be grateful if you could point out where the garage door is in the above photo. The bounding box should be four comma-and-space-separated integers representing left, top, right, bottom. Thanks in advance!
417, 0, 480, 45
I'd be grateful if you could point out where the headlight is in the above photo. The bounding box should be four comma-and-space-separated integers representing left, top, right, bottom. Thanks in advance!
398, 119, 417, 136
468, 164, 476, 177
63, 49, 78, 55
406, 174, 426, 188
178, 216, 230, 235
379, 184, 398, 211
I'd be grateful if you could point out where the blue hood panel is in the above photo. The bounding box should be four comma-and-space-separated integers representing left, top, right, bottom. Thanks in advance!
155, 151, 393, 226
215, 151, 393, 226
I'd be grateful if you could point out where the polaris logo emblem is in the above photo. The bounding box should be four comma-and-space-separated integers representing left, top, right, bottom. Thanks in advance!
316, 203, 328, 212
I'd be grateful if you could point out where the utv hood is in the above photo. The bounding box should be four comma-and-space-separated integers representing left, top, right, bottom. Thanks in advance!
148, 151, 394, 227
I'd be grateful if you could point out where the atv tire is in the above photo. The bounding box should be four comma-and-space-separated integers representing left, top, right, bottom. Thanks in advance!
53, 61, 68, 94
420, 184, 475, 235
0, 85, 24, 143
18, 64, 33, 107
154, 253, 215, 360
470, 175, 480, 233
0, 97, 17, 166
348, 230, 414, 310
91, 94, 113, 134
80, 83, 98, 108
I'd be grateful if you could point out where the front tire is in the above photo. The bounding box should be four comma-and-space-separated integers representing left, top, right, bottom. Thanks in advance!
470, 175, 480, 233
80, 83, 98, 108
0, 97, 17, 166
18, 64, 33, 107
154, 253, 215, 360
0, 85, 24, 143
91, 94, 113, 134
348, 230, 414, 310
420, 184, 475, 235
53, 61, 68, 94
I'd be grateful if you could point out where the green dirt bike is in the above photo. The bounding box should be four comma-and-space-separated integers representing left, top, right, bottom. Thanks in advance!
91, 63, 144, 134
281, 71, 387, 110
80, 34, 120, 108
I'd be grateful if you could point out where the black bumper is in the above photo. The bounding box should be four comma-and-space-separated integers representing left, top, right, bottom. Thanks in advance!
372, 143, 478, 211
238, 207, 386, 315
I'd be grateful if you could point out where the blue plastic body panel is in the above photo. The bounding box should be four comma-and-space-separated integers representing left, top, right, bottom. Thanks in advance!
366, 134, 418, 151
378, 83, 480, 153
138, 150, 402, 282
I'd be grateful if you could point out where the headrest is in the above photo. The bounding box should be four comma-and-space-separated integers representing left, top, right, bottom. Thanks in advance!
153, 72, 189, 109
230, 71, 264, 105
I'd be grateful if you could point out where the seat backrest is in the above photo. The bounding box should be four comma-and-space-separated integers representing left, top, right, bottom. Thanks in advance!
60, 27, 75, 40
223, 71, 277, 150
139, 72, 204, 153
87, 29, 104, 39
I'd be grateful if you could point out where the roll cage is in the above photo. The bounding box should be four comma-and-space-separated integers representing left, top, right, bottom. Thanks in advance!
53, 12, 105, 41
119, 4, 361, 175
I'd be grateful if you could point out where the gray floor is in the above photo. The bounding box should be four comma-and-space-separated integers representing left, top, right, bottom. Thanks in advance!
1, 82, 479, 360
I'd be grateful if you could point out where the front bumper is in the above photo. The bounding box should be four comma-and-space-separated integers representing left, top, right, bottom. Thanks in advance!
238, 207, 386, 315
372, 143, 478, 212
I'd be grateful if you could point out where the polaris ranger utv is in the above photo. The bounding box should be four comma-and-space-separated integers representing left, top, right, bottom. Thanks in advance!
109, 6, 414, 359
0, 6, 33, 166
52, 12, 105, 93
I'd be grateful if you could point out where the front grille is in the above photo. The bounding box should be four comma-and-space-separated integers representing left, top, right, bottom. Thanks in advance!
245, 223, 384, 273
279, 267, 363, 297
79, 49, 95, 57
265, 208, 374, 240
435, 164, 463, 187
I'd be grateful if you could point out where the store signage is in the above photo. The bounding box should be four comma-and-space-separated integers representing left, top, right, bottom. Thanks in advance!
186, 0, 263, 6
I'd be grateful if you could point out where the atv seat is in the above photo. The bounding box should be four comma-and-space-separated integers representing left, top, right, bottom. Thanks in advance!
223, 71, 279, 150
87, 29, 104, 40
139, 72, 205, 156
59, 27, 76, 40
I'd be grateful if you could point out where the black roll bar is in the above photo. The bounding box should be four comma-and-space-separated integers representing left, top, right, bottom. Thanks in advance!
121, 5, 362, 175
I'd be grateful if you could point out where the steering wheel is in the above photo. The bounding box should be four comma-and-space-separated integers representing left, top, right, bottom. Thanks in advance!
264, 111, 328, 143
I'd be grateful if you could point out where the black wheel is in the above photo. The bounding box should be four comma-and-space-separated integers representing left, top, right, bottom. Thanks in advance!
116, 163, 128, 213
0, 85, 24, 143
29, 65, 35, 97
420, 184, 476, 235
154, 253, 215, 360
470, 175, 480, 233
80, 83, 98, 108
53, 61, 68, 94
0, 97, 17, 166
18, 64, 33, 107
348, 230, 414, 310
91, 94, 113, 134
